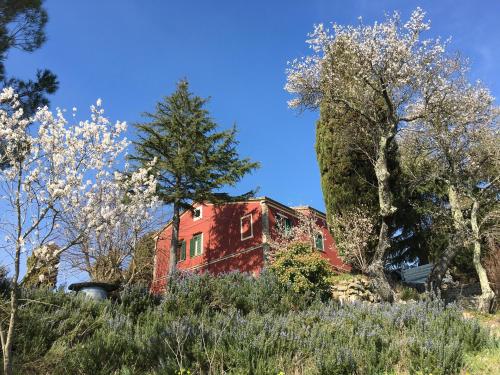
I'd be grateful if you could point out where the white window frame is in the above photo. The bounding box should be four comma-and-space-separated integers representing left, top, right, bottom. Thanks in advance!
275, 212, 291, 235
240, 214, 253, 241
193, 206, 202, 221
193, 232, 203, 256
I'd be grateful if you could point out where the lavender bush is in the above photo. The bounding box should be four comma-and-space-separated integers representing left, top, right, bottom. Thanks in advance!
8, 272, 497, 374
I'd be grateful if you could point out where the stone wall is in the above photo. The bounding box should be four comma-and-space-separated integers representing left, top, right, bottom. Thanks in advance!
443, 282, 498, 311
330, 276, 380, 303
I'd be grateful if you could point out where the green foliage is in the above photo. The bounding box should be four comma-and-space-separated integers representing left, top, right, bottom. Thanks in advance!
130, 79, 259, 209
270, 242, 334, 300
4, 274, 497, 374
328, 272, 359, 284
125, 232, 156, 287
315, 102, 378, 220
0, 0, 58, 116
464, 346, 500, 375
398, 286, 421, 301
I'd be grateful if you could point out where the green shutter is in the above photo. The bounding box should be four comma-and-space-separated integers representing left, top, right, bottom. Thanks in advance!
285, 218, 292, 235
315, 233, 323, 251
181, 241, 186, 260
190, 237, 195, 257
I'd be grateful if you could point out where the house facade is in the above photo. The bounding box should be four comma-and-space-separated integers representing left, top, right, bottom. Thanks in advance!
151, 197, 350, 292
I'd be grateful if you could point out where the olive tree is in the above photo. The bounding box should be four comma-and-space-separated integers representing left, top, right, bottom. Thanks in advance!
285, 8, 460, 301
400, 82, 498, 309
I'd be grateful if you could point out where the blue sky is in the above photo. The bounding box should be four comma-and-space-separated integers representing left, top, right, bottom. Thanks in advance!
6, 0, 500, 213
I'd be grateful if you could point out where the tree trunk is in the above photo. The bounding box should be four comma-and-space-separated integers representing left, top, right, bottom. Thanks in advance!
168, 202, 180, 277
428, 185, 466, 293
2, 166, 23, 375
427, 235, 462, 295
471, 198, 495, 313
3, 253, 19, 375
367, 221, 394, 302
368, 130, 396, 302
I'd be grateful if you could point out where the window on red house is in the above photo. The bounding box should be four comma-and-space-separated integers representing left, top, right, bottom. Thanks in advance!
177, 240, 186, 262
276, 213, 292, 236
240, 214, 253, 240
190, 233, 203, 257
315, 233, 324, 251
193, 207, 202, 220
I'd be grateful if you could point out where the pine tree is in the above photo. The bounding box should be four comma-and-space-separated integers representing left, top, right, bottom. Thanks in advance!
130, 80, 259, 276
0, 0, 58, 115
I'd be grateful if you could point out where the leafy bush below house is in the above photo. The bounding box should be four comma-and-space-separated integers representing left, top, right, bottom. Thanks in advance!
269, 242, 335, 301
4, 272, 498, 375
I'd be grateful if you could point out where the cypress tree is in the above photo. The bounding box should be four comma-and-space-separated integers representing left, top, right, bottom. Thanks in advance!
316, 100, 428, 270
315, 101, 379, 220
130, 80, 259, 276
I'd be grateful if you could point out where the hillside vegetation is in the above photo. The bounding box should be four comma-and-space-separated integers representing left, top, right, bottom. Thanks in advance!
5, 272, 497, 375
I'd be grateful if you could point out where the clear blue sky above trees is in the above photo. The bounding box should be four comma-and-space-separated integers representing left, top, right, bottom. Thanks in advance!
7, 0, 499, 211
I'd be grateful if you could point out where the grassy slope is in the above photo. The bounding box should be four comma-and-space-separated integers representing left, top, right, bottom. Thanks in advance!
462, 311, 500, 375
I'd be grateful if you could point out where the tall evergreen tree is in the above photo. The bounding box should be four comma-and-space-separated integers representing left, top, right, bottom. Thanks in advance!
130, 80, 259, 276
316, 98, 427, 272
316, 101, 379, 220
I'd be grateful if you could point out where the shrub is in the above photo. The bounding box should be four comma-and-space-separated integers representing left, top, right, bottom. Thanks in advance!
269, 242, 334, 301
4, 273, 497, 374
398, 285, 421, 301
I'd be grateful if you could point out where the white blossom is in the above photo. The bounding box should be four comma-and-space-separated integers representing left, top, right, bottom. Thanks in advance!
0, 88, 158, 282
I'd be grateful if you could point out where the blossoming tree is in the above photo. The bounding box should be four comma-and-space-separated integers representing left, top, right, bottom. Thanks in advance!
0, 88, 157, 374
400, 79, 499, 310
285, 8, 467, 301
331, 207, 377, 274
268, 209, 327, 259
62, 162, 159, 284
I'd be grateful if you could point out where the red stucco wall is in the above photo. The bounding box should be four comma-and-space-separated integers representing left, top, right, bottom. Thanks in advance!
152, 199, 350, 293
267, 204, 350, 272
152, 201, 264, 292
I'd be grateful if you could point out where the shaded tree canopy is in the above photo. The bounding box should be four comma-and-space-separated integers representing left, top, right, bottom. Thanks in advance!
0, 0, 58, 116
316, 101, 379, 219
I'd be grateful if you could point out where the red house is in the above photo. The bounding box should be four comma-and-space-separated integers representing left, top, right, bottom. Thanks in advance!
151, 196, 350, 292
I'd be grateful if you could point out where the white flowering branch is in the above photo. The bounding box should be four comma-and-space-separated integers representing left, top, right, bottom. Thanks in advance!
284, 8, 468, 302
0, 88, 158, 371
